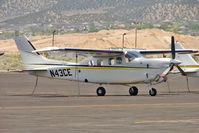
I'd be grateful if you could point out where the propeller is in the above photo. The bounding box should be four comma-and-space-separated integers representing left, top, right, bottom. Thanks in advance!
160, 36, 186, 80
170, 36, 187, 76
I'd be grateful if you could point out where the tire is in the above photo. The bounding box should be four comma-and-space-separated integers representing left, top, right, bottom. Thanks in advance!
149, 88, 157, 96
96, 87, 106, 96
129, 86, 138, 96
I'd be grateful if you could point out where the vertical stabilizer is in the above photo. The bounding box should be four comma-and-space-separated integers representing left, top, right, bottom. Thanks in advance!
14, 36, 49, 69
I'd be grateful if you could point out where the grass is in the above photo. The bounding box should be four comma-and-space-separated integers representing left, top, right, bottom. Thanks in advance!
0, 55, 25, 70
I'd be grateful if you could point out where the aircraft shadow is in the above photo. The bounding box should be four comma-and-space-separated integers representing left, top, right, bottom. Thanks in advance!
7, 92, 199, 98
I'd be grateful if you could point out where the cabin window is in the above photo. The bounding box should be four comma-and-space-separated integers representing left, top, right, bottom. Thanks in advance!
108, 58, 114, 65
97, 59, 103, 66
116, 57, 122, 64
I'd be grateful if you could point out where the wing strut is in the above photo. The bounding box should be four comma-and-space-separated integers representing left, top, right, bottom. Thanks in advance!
186, 76, 190, 93
32, 76, 38, 96
76, 53, 80, 96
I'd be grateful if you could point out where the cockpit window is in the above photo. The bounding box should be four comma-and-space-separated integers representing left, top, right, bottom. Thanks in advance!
116, 57, 122, 64
125, 51, 144, 61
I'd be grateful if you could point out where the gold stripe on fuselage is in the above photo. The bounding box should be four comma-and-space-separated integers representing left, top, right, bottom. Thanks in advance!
34, 65, 158, 70
179, 65, 199, 68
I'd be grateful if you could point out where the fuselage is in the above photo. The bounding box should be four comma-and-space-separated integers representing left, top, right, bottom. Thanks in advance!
33, 56, 172, 84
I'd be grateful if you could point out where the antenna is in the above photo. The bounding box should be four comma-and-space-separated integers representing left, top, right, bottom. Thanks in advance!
135, 22, 138, 48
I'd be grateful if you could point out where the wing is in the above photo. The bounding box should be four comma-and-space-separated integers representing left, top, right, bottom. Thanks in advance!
33, 47, 124, 57
139, 49, 198, 55
33, 47, 197, 57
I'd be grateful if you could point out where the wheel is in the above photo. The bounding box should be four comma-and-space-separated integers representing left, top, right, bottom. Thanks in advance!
96, 87, 106, 96
149, 88, 157, 96
129, 86, 138, 96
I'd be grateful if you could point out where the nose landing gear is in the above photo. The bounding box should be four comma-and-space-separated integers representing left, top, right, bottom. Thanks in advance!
149, 88, 157, 96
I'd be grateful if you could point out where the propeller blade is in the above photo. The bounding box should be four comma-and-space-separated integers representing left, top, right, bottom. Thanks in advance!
176, 65, 187, 76
157, 64, 174, 83
171, 36, 175, 59
160, 64, 174, 77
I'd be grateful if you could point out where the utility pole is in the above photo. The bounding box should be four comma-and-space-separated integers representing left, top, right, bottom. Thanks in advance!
135, 22, 138, 48
52, 30, 56, 46
122, 33, 126, 49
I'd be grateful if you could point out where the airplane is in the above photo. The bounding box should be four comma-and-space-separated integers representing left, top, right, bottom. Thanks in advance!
170, 43, 199, 91
0, 52, 4, 56
175, 43, 199, 77
13, 35, 198, 96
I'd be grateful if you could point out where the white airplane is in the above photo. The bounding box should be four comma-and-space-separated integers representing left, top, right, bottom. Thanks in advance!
169, 43, 199, 91
14, 35, 197, 96
175, 43, 199, 77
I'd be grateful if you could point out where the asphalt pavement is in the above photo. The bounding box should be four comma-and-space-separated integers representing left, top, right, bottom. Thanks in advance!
0, 73, 199, 133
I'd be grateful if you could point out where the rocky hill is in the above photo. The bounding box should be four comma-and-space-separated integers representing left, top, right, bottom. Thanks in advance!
0, 0, 198, 29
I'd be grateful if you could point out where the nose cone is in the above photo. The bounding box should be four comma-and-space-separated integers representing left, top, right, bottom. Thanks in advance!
170, 59, 182, 65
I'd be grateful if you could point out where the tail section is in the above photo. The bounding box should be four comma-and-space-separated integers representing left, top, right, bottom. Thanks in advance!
14, 36, 56, 69
175, 43, 198, 65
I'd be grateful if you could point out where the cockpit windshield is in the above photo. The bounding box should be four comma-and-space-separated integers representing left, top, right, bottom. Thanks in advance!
125, 51, 144, 61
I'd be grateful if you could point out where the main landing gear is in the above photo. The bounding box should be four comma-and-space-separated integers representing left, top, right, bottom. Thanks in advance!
129, 86, 138, 96
96, 87, 106, 96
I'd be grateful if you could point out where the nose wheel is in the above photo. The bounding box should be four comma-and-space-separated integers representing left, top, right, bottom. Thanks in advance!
149, 88, 157, 96
96, 87, 106, 96
129, 86, 138, 96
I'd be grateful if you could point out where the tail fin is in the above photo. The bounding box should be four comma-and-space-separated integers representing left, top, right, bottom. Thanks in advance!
175, 43, 198, 65
14, 36, 49, 69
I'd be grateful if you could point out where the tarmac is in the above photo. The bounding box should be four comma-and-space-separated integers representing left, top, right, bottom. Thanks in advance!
0, 73, 199, 133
